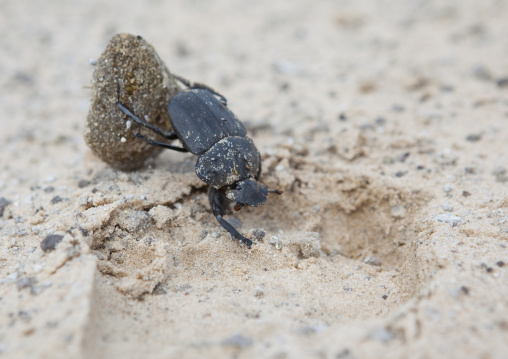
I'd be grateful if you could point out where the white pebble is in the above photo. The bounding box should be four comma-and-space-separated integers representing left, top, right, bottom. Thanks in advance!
443, 204, 453, 211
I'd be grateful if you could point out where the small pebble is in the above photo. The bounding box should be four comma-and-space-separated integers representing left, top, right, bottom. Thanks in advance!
382, 156, 394, 165
497, 77, 508, 88
392, 104, 405, 112
397, 152, 410, 162
492, 166, 508, 183
368, 327, 394, 342
364, 256, 381, 266
273, 59, 305, 75
443, 204, 453, 211
391, 206, 406, 218
496, 261, 505, 267
433, 214, 462, 224
77, 179, 91, 188
0, 197, 11, 217
473, 65, 492, 81
16, 277, 35, 291
221, 334, 253, 348
41, 234, 64, 252
481, 263, 493, 273
466, 134, 481, 142
270, 236, 282, 250
250, 229, 265, 241
444, 184, 452, 192
51, 196, 63, 204
254, 287, 264, 298
492, 166, 506, 176
295, 232, 321, 258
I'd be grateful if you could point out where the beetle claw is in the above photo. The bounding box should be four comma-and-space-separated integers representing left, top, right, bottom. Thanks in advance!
232, 234, 253, 249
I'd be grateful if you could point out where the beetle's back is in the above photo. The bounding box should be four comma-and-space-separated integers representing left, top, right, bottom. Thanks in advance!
169, 89, 247, 155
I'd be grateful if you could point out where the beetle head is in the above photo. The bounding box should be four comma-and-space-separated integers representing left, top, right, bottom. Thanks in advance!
226, 178, 268, 207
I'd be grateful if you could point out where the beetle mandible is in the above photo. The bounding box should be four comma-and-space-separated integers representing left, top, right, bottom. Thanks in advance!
116, 75, 282, 248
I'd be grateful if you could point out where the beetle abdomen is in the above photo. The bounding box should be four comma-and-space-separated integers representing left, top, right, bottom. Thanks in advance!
196, 136, 261, 188
169, 89, 246, 155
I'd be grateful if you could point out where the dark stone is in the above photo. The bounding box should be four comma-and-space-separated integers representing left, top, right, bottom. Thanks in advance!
41, 234, 64, 252
252, 229, 266, 241
497, 77, 508, 88
466, 134, 481, 142
17, 277, 35, 291
77, 179, 91, 188
51, 196, 63, 204
0, 197, 11, 217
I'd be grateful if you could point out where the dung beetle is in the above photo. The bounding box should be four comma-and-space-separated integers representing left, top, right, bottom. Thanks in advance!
116, 75, 282, 248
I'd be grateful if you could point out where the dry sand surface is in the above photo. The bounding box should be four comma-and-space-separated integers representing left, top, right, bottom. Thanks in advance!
1, 0, 508, 358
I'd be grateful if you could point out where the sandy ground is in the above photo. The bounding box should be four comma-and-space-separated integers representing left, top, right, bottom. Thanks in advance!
1, 0, 508, 358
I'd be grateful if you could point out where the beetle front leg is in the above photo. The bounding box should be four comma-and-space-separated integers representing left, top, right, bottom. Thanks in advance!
208, 187, 253, 248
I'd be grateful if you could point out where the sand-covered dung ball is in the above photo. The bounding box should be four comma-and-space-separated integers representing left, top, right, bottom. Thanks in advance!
84, 33, 180, 170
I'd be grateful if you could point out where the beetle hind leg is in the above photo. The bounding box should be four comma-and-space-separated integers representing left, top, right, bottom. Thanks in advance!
116, 102, 179, 140
133, 133, 189, 152
173, 74, 228, 106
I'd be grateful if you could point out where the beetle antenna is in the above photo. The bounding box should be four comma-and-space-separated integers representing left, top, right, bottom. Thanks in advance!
268, 189, 283, 195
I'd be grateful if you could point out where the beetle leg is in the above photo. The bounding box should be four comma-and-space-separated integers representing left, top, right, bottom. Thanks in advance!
215, 214, 253, 248
116, 102, 179, 140
208, 187, 253, 248
173, 74, 228, 106
134, 133, 189, 153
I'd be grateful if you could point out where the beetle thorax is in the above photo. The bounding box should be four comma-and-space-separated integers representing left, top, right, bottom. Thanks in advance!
195, 136, 261, 188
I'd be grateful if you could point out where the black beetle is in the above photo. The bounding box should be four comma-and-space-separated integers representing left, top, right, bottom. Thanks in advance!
116, 75, 282, 248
